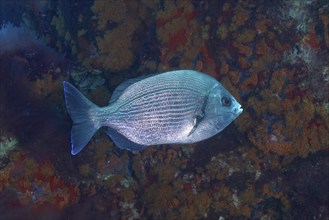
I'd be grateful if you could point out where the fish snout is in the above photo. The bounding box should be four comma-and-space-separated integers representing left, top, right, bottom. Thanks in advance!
233, 106, 243, 115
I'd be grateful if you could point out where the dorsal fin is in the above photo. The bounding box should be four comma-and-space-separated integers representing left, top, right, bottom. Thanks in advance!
109, 74, 156, 105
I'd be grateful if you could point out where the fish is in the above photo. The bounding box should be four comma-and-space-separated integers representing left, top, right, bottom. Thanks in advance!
63, 70, 243, 155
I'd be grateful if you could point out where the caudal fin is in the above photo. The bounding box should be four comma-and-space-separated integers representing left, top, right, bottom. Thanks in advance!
63, 81, 100, 155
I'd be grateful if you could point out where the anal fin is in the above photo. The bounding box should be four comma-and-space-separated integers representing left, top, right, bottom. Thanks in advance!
106, 127, 147, 152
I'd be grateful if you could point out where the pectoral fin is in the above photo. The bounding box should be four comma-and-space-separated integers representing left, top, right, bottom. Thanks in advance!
188, 95, 208, 136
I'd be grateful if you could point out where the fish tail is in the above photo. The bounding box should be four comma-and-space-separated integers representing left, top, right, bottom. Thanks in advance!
63, 81, 101, 155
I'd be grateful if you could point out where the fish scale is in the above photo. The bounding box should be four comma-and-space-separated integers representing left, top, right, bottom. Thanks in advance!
63, 70, 243, 155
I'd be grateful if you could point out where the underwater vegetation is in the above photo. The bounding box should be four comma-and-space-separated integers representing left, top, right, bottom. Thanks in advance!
0, 0, 328, 219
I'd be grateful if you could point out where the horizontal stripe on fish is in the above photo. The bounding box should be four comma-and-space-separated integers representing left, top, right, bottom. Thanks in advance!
114, 84, 208, 108
120, 103, 197, 115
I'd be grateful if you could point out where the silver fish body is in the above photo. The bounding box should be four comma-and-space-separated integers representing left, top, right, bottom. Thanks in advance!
63, 70, 243, 155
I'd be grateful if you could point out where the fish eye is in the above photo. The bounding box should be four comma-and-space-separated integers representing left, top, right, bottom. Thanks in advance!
221, 96, 231, 107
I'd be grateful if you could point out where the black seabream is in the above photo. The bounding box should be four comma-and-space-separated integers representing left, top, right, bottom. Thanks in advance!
63, 70, 243, 155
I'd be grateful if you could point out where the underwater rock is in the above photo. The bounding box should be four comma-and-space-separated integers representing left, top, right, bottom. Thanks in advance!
0, 0, 328, 219
0, 22, 68, 79
0, 155, 9, 170
70, 66, 105, 94
0, 135, 18, 157
282, 152, 329, 219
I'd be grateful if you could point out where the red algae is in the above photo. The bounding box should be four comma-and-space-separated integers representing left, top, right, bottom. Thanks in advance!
0, 151, 79, 211
166, 28, 189, 50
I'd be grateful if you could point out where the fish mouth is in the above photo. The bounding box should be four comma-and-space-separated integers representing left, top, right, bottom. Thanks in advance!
234, 105, 243, 115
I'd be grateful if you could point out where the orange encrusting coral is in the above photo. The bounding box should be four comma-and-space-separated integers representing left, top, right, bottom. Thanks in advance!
239, 67, 329, 157
156, 0, 217, 75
